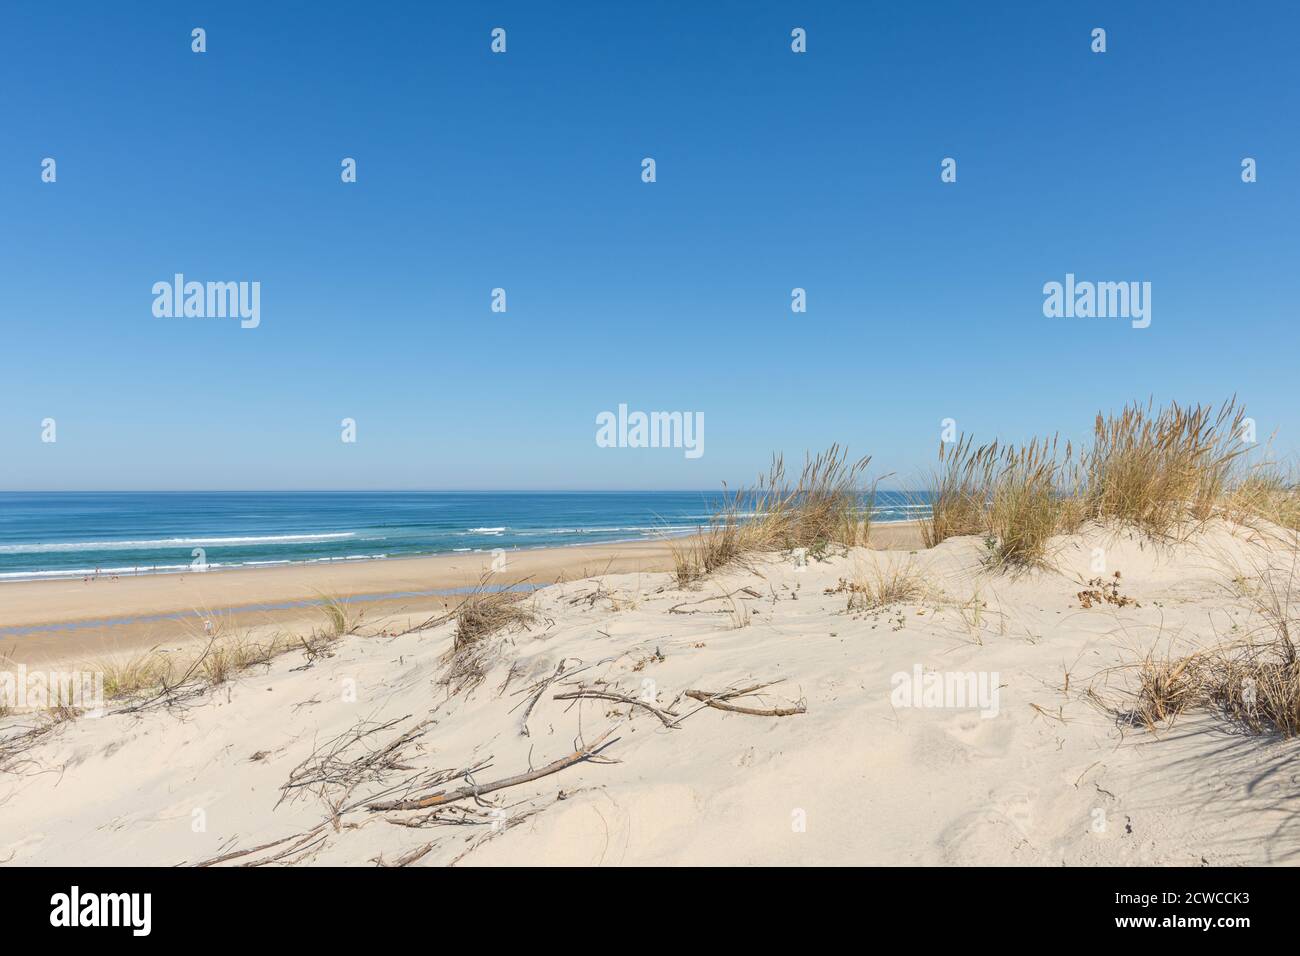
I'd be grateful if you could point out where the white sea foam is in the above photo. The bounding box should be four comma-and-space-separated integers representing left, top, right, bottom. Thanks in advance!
0, 563, 197, 580
0, 532, 358, 554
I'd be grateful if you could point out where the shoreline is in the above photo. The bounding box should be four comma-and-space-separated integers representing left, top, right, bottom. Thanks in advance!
0, 522, 925, 665
0, 520, 926, 667
0, 510, 932, 586
5, 519, 1289, 866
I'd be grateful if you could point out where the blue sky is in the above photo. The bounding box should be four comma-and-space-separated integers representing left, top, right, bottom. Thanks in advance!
1, 1, 1296, 491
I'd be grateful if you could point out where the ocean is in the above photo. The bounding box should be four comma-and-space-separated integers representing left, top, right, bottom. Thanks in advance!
0, 491, 928, 582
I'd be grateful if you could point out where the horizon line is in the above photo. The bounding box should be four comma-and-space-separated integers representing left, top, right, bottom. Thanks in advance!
0, 487, 922, 495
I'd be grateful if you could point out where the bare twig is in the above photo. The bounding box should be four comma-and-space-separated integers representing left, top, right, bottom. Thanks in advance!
518, 660, 566, 737
366, 725, 621, 812
684, 684, 805, 717
668, 587, 762, 615
554, 688, 681, 728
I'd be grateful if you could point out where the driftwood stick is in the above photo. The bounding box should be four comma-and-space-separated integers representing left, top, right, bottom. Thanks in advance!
664, 681, 782, 726
377, 841, 437, 867
553, 689, 681, 728
668, 587, 762, 615
193, 825, 329, 867
517, 660, 566, 737
366, 725, 620, 812
245, 832, 329, 867
685, 686, 805, 717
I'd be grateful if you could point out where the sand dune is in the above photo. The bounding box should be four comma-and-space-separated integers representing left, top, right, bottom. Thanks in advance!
2, 521, 1297, 866
0, 524, 927, 669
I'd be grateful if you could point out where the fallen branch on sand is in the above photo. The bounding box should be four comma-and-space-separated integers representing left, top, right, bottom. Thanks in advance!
194, 825, 333, 868
668, 587, 762, 615
553, 688, 681, 727
116, 633, 222, 713
374, 841, 437, 867
684, 684, 806, 717
276, 714, 428, 810
517, 660, 566, 737
366, 725, 621, 812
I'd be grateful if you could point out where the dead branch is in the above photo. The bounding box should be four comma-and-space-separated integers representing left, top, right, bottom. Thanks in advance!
276, 714, 428, 810
447, 804, 549, 866
553, 689, 680, 728
375, 841, 437, 867
668, 587, 762, 614
116, 633, 221, 713
193, 825, 330, 867
518, 659, 566, 737
685, 684, 805, 717
366, 724, 621, 812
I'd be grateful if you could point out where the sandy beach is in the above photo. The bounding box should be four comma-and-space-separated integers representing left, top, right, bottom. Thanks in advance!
0, 522, 928, 668
3, 517, 1297, 866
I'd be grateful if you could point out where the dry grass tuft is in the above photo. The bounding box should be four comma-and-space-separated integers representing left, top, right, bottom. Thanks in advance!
86, 596, 362, 706
1126, 649, 1205, 731
1227, 465, 1300, 532
1112, 539, 1300, 737
722, 591, 753, 629
315, 595, 360, 640
829, 557, 925, 611
921, 398, 1266, 566
1083, 398, 1247, 536
673, 444, 872, 585
1119, 640, 1300, 738
453, 576, 538, 651
199, 633, 283, 686
986, 437, 1067, 567
1206, 641, 1300, 737
99, 650, 177, 700
921, 435, 997, 548
921, 435, 1067, 567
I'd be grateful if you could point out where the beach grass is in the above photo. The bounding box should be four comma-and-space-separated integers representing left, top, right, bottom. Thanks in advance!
986, 436, 1067, 568
1082, 398, 1247, 535
1107, 537, 1300, 738
920, 435, 997, 549
839, 556, 925, 611
85, 597, 362, 706
920, 398, 1284, 562
672, 444, 871, 585
453, 577, 537, 651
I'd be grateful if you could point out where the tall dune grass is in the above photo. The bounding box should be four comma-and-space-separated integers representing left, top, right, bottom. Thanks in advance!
1082, 398, 1247, 534
921, 435, 997, 549
673, 445, 871, 585
920, 398, 1279, 564
986, 437, 1069, 567
1228, 464, 1300, 531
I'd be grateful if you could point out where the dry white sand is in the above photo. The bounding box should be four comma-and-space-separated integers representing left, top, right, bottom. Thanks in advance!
3, 521, 1297, 866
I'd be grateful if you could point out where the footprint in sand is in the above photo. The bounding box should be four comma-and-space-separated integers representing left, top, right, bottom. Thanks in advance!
3, 831, 46, 863
938, 788, 1039, 864
940, 711, 1018, 759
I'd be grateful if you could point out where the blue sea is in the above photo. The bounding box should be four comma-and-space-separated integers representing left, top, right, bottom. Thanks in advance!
0, 491, 928, 582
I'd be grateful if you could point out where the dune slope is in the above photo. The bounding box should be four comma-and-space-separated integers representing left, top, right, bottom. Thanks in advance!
3, 523, 1297, 866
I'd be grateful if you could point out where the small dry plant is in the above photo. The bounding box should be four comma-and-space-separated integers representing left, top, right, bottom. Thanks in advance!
1111, 543, 1299, 737
438, 575, 539, 696
827, 556, 924, 612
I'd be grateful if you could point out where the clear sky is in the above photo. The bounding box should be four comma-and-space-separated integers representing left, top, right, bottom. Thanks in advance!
1, 1, 1296, 491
